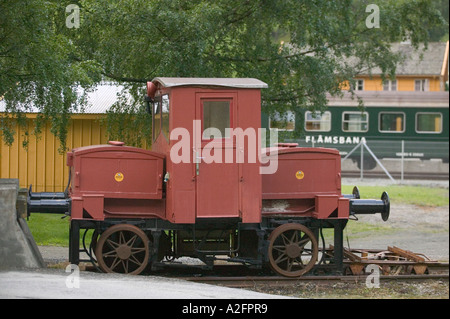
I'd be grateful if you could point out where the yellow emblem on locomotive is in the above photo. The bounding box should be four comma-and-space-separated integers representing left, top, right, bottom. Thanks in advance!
114, 172, 124, 182
295, 170, 305, 180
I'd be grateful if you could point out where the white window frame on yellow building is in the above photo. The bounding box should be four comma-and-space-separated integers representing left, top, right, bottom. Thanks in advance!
414, 79, 430, 92
383, 80, 397, 91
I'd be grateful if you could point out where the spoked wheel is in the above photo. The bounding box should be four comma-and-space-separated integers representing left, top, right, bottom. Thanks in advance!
268, 223, 319, 277
95, 224, 150, 275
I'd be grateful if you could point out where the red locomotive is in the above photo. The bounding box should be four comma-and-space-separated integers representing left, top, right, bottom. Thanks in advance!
28, 78, 389, 276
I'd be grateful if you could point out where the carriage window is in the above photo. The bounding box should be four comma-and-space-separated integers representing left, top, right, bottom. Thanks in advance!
269, 111, 295, 131
416, 113, 442, 133
202, 100, 231, 139
342, 112, 368, 132
305, 111, 331, 132
161, 94, 170, 139
379, 112, 405, 133
153, 96, 161, 141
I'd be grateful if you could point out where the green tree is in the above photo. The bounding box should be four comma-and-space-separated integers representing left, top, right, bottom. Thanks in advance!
428, 0, 449, 41
0, 0, 101, 151
1, 0, 446, 148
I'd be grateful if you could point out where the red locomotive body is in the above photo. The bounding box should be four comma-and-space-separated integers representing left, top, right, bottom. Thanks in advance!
28, 77, 390, 277
67, 143, 165, 221
262, 146, 349, 220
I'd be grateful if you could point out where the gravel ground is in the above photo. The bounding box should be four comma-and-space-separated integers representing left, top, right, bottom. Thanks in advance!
342, 177, 449, 262
345, 203, 449, 261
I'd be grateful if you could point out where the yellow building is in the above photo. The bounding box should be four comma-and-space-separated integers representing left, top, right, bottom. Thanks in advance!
0, 85, 149, 192
352, 42, 449, 92
0, 114, 109, 192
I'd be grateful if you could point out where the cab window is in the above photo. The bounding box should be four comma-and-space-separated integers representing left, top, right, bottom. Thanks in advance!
161, 95, 170, 139
152, 96, 161, 141
202, 100, 231, 139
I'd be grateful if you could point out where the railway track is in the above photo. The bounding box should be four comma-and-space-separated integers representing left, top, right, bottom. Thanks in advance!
157, 246, 449, 288
180, 273, 449, 288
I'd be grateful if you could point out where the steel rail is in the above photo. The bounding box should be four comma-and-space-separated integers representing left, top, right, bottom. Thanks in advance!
155, 261, 448, 288
179, 273, 449, 288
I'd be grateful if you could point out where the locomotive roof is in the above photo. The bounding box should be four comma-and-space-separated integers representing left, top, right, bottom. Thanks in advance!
152, 77, 268, 89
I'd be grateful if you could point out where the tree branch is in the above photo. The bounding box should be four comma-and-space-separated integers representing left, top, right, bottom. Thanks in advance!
101, 71, 148, 84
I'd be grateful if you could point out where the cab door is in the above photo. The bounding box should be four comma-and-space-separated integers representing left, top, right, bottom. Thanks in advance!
195, 92, 240, 218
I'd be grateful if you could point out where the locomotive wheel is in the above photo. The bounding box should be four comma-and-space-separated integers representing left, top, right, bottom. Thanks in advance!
95, 224, 150, 275
268, 223, 318, 277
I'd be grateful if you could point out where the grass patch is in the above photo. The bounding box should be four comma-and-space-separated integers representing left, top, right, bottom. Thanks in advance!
343, 221, 395, 240
342, 184, 449, 207
27, 214, 94, 247
320, 222, 395, 243
27, 214, 70, 246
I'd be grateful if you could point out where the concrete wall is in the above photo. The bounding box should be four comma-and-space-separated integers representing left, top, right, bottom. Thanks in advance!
0, 179, 44, 269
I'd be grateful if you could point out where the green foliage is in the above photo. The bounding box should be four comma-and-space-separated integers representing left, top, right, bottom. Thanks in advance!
428, 0, 449, 41
0, 0, 101, 152
1, 0, 446, 148
101, 87, 152, 148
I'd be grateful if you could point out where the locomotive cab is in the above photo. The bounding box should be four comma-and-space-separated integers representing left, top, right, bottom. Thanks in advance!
147, 77, 267, 224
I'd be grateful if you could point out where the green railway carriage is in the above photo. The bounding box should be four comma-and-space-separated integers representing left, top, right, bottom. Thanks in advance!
265, 91, 449, 169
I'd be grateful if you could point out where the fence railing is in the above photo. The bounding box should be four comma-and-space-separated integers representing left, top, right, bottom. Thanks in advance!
292, 138, 449, 182
342, 140, 395, 181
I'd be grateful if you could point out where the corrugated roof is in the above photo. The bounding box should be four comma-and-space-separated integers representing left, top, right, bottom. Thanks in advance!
81, 84, 125, 113
152, 77, 269, 89
358, 42, 449, 76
